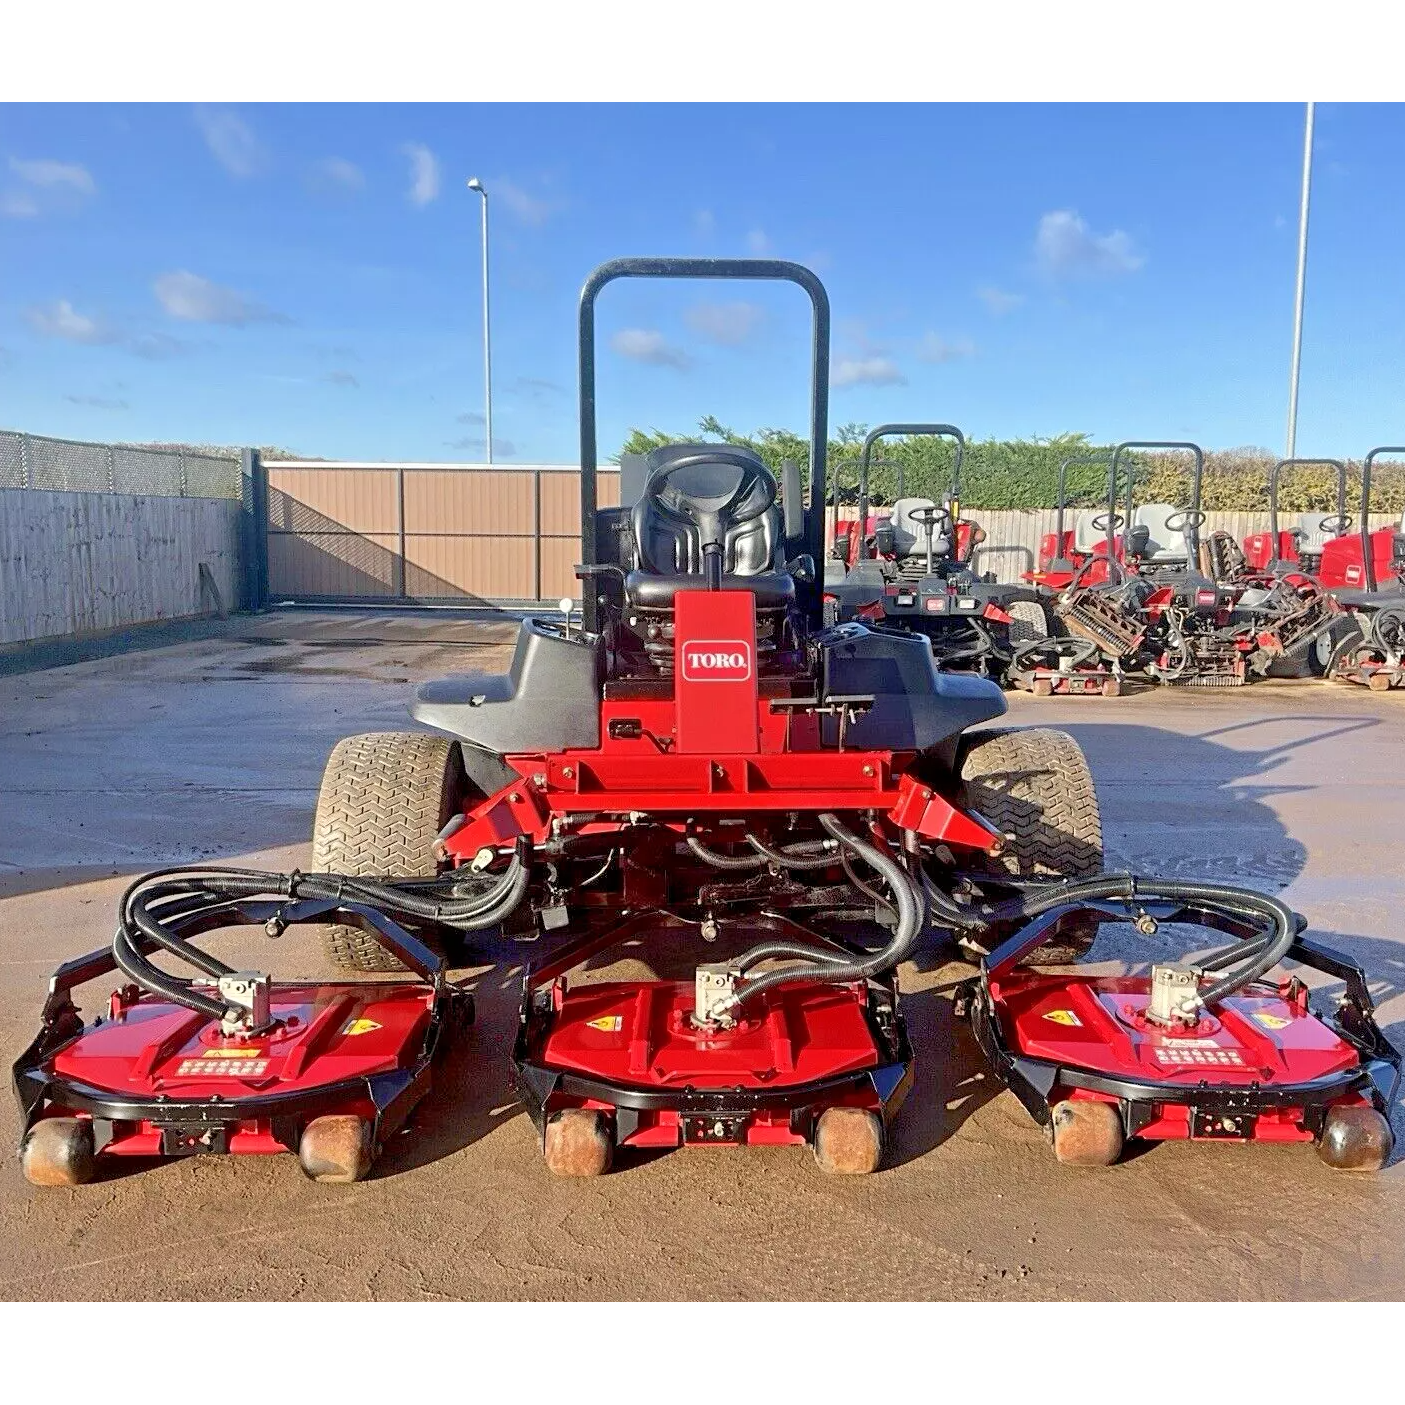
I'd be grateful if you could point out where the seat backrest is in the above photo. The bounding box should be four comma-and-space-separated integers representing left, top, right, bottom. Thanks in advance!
629, 444, 783, 578
1296, 513, 1323, 551
889, 498, 950, 559
1132, 503, 1187, 561
1073, 509, 1106, 554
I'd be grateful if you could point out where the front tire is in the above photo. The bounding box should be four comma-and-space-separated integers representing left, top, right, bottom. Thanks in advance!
312, 732, 466, 972
958, 727, 1104, 962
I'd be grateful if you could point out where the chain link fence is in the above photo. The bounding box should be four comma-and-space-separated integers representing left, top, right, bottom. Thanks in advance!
0, 428, 241, 499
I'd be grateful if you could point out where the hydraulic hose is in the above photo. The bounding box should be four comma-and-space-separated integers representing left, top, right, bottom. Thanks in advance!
976, 872, 1299, 1008
687, 835, 767, 870
725, 814, 925, 1013
745, 835, 839, 870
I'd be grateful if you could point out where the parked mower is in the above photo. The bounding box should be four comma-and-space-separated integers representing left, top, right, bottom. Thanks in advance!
961, 880, 1398, 1169
1049, 442, 1343, 688
1022, 451, 1116, 594
1324, 445, 1405, 690
1239, 457, 1351, 577
827, 423, 1050, 680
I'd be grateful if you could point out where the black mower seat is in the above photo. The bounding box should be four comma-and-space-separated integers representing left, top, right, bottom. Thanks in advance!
625, 569, 796, 611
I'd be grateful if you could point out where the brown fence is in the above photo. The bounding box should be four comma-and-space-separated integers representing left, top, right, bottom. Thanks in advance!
264, 462, 622, 605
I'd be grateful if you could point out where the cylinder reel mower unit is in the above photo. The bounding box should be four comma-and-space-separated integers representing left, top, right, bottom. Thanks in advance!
963, 881, 1399, 1171
14, 869, 484, 1187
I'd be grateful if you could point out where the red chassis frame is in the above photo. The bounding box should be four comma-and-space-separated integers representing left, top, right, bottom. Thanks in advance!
440, 589, 1004, 867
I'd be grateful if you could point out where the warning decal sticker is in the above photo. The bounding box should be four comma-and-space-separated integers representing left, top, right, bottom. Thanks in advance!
586, 1015, 623, 1033
341, 1018, 383, 1037
175, 1058, 270, 1078
1252, 1010, 1293, 1031
1042, 1009, 1082, 1027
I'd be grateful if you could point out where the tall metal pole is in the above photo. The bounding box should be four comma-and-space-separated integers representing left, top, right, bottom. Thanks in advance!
1286, 102, 1315, 458
467, 178, 493, 463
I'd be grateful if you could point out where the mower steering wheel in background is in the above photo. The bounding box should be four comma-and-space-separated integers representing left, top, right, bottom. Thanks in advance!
1318, 513, 1353, 535
1091, 511, 1125, 532
1163, 509, 1207, 532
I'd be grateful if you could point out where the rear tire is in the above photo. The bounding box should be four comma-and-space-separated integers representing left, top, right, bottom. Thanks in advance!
312, 732, 466, 972
1006, 599, 1049, 646
1317, 1105, 1393, 1172
958, 728, 1104, 963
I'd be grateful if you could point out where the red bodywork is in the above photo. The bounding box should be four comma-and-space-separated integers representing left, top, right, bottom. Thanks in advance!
47, 983, 434, 1157
1241, 530, 1302, 573
992, 971, 1371, 1143
1319, 527, 1404, 590
541, 978, 883, 1147
442, 589, 1003, 866
1023, 532, 1118, 590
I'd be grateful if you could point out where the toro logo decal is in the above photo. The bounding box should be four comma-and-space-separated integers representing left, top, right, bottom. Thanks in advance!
681, 639, 753, 682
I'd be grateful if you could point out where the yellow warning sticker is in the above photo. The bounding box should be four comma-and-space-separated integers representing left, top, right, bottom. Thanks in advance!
341, 1018, 383, 1037
1252, 1010, 1292, 1031
586, 1015, 623, 1033
1042, 1009, 1082, 1027
199, 1047, 263, 1059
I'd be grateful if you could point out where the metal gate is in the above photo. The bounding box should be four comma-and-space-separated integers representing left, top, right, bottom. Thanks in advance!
259, 459, 621, 606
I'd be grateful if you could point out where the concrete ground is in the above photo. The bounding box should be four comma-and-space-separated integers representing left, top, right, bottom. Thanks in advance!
1, 609, 1403, 1301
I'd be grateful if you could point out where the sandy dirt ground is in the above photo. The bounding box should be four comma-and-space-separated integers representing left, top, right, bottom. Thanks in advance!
1, 610, 1403, 1301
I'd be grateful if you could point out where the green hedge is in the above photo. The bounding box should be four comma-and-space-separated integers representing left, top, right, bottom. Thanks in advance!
618, 422, 1405, 513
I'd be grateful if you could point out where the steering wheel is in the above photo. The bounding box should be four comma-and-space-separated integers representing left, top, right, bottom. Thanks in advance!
642, 449, 776, 557
1318, 513, 1352, 535
1164, 509, 1207, 532
912, 505, 950, 532
1091, 511, 1125, 532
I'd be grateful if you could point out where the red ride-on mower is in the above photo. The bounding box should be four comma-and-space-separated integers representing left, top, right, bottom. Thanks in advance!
15, 872, 478, 1186
308, 258, 1107, 1178
1240, 457, 1352, 578
1323, 446, 1405, 691
962, 879, 1399, 1170
827, 423, 1051, 680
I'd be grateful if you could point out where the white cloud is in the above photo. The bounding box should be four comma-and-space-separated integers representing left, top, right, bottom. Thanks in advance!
403, 143, 440, 206
976, 284, 1024, 315
684, 301, 764, 347
694, 208, 716, 238
745, 228, 770, 255
153, 270, 285, 326
64, 393, 128, 410
25, 299, 120, 345
325, 370, 359, 388
610, 328, 692, 370
313, 157, 365, 192
917, 332, 976, 363
3, 157, 96, 217
493, 178, 559, 225
445, 434, 517, 458
1, 190, 39, 218
10, 158, 95, 195
1035, 209, 1145, 277
832, 356, 906, 388
195, 106, 264, 178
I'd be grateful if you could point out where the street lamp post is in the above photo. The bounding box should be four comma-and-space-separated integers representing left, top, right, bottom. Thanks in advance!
1286, 102, 1315, 458
467, 178, 493, 464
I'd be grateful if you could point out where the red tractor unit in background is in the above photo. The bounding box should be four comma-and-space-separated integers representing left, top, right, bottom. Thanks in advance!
1240, 457, 1352, 577
1321, 446, 1405, 690
826, 423, 1050, 681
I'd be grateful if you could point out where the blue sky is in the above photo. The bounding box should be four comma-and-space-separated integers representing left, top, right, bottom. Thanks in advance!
1, 102, 1402, 462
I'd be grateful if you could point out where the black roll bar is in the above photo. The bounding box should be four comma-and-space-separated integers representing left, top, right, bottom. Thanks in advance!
577, 257, 831, 630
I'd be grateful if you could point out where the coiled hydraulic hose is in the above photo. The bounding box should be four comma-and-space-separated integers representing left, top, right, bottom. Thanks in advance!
110, 849, 533, 1024
977, 872, 1299, 1008
723, 814, 926, 1014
